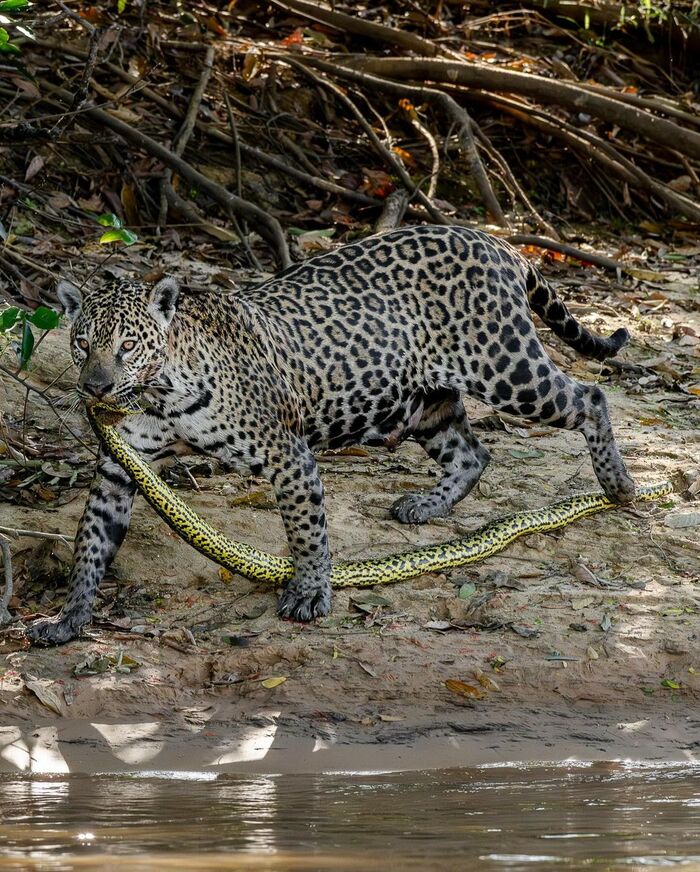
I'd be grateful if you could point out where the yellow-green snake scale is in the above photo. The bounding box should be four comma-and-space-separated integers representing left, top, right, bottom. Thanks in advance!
88, 404, 672, 588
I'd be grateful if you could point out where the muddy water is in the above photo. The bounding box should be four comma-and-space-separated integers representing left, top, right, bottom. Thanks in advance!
0, 764, 698, 871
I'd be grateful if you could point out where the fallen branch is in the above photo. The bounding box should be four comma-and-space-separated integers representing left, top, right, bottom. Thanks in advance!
30, 40, 387, 211
470, 120, 558, 238
0, 526, 72, 545
279, 56, 450, 224
506, 234, 627, 274
289, 55, 506, 224
30, 82, 292, 268
159, 44, 216, 228
477, 92, 700, 222
344, 57, 700, 162
375, 190, 409, 233
265, 0, 452, 58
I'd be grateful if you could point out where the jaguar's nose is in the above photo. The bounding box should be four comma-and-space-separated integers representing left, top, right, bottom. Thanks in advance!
83, 380, 115, 399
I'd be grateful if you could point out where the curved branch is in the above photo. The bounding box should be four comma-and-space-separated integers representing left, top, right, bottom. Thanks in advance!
476, 92, 700, 222
291, 55, 506, 225
265, 0, 451, 58
344, 57, 700, 162
278, 55, 450, 224
39, 85, 292, 268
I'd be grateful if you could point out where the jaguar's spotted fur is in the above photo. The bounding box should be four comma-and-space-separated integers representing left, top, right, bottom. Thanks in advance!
29, 225, 634, 645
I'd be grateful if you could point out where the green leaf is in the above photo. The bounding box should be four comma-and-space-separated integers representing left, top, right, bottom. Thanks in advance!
0, 307, 20, 331
458, 581, 476, 600
20, 320, 34, 368
0, 0, 30, 10
97, 212, 123, 229
27, 306, 60, 330
0, 27, 9, 44
661, 679, 680, 689
99, 228, 138, 246
117, 0, 128, 12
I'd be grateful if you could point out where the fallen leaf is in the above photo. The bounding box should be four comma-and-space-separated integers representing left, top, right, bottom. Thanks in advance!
378, 714, 404, 722
218, 567, 234, 583
661, 679, 680, 689
473, 668, 500, 691
444, 679, 485, 700
509, 623, 540, 638
23, 675, 62, 715
350, 592, 393, 613
458, 581, 476, 600
261, 676, 287, 689
230, 489, 275, 509
508, 448, 545, 460
24, 155, 44, 182
424, 620, 452, 631
626, 267, 669, 282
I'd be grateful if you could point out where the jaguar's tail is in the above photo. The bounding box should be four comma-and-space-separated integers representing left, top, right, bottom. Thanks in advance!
526, 265, 629, 362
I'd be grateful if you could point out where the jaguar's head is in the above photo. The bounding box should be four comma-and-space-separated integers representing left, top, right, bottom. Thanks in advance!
57, 276, 180, 406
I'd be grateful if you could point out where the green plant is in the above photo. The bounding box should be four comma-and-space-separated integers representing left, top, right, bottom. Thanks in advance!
97, 212, 138, 246
0, 305, 61, 368
0, 0, 29, 56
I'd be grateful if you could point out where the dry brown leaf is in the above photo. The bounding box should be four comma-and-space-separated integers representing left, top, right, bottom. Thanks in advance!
25, 155, 45, 183
444, 679, 486, 700
23, 675, 62, 715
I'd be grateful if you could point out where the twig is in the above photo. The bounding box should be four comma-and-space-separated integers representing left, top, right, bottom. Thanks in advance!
0, 535, 12, 625
54, 0, 100, 117
0, 362, 97, 458
471, 120, 559, 239
400, 99, 440, 199
223, 91, 262, 269
159, 44, 216, 229
0, 526, 72, 546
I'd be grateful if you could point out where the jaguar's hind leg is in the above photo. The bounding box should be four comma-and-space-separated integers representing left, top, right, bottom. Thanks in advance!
391, 389, 490, 524
485, 359, 636, 503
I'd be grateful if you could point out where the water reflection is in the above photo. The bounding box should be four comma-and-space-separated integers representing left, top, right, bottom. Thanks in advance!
0, 764, 697, 871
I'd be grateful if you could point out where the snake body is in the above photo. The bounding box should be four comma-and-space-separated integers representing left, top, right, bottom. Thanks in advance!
88, 404, 672, 587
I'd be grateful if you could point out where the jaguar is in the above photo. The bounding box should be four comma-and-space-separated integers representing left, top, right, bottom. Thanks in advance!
28, 224, 635, 645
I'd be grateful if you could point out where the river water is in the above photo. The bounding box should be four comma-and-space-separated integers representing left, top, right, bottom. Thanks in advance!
0, 763, 698, 871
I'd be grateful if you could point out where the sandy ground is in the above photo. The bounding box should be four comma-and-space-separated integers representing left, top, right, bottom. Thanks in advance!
0, 251, 698, 774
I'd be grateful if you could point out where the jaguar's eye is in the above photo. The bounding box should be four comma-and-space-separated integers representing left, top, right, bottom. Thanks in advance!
77, 338, 89, 352
121, 339, 136, 352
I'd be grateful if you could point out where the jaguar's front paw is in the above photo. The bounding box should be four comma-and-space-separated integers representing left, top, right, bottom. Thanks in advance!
277, 577, 332, 622
26, 612, 89, 646
391, 492, 444, 524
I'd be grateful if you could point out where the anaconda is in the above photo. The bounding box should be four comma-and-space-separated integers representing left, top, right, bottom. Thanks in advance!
88, 403, 673, 587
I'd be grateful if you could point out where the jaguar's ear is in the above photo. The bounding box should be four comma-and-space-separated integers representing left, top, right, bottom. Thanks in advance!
148, 277, 180, 328
56, 280, 83, 322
